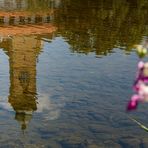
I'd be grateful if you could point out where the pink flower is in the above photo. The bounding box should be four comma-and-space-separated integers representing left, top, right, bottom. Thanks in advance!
127, 95, 139, 111
127, 61, 148, 111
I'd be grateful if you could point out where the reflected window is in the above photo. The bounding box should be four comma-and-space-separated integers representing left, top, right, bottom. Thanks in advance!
19, 71, 30, 84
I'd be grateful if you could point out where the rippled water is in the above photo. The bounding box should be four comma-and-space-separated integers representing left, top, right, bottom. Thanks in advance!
0, 0, 148, 147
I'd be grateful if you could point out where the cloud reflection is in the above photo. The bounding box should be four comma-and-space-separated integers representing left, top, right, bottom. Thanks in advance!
37, 93, 65, 120
0, 97, 13, 111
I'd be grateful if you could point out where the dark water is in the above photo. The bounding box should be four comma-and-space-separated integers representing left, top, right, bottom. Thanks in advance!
0, 0, 147, 147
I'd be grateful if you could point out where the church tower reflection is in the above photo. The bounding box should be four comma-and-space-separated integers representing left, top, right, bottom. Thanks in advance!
0, 0, 58, 130
8, 35, 41, 130
0, 26, 56, 130
0, 35, 44, 130
0, 33, 54, 130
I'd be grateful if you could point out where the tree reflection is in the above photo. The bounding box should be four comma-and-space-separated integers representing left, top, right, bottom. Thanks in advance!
55, 0, 148, 55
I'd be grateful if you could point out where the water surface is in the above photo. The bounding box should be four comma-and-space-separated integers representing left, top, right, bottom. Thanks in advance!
0, 0, 148, 147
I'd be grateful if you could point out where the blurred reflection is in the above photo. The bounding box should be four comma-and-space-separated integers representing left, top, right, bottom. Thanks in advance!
0, 0, 60, 11
0, 0, 60, 26
0, 0, 148, 131
0, 33, 56, 130
0, 35, 40, 130
0, 0, 57, 130
37, 93, 64, 121
7, 35, 40, 130
55, 0, 148, 55
1, 0, 148, 56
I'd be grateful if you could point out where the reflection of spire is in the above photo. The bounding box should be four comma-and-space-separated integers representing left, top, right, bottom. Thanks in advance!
9, 92, 37, 130
6, 35, 41, 130
0, 29, 56, 130
15, 112, 33, 130
0, 26, 56, 128
0, 0, 57, 130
